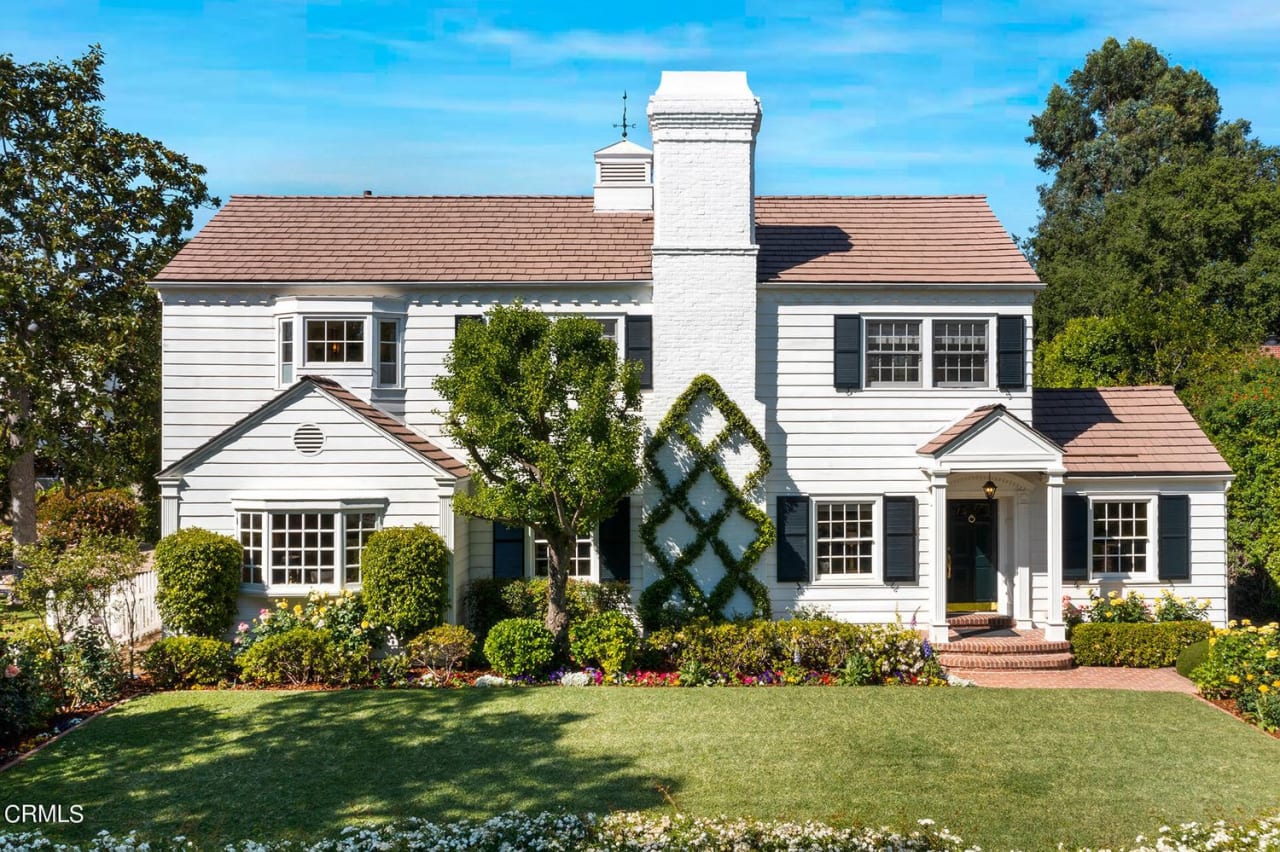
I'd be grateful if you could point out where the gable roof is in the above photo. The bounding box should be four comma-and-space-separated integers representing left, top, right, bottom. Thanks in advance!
157, 376, 469, 480
1032, 387, 1231, 476
152, 194, 1039, 285
917, 403, 1061, 457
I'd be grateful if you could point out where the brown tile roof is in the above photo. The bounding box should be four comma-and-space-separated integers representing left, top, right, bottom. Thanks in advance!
756, 196, 1039, 284
153, 194, 1039, 285
917, 404, 1005, 454
1032, 387, 1231, 476
306, 376, 470, 477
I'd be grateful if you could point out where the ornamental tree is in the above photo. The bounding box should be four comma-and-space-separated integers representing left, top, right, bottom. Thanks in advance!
434, 304, 643, 646
0, 46, 216, 562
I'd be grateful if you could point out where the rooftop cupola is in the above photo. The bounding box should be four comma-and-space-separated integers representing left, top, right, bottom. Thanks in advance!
593, 138, 653, 212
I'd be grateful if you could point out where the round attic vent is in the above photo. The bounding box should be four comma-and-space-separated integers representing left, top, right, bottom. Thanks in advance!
293, 423, 326, 455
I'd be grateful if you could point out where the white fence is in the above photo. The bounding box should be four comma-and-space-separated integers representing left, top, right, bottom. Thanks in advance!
46, 567, 162, 645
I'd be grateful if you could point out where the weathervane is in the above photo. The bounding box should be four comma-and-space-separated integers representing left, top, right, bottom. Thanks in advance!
613, 91, 637, 139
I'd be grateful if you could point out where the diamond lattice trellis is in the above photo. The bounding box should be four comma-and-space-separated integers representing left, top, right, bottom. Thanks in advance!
638, 374, 776, 627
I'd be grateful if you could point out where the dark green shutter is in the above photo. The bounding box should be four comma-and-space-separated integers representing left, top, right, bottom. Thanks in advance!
883, 496, 918, 582
834, 315, 862, 390
492, 522, 525, 579
454, 314, 484, 333
1062, 495, 1089, 580
997, 316, 1026, 390
1158, 495, 1191, 580
599, 497, 631, 582
777, 496, 810, 582
625, 316, 653, 390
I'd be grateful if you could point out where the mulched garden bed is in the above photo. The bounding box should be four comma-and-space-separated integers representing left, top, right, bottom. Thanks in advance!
1205, 695, 1280, 738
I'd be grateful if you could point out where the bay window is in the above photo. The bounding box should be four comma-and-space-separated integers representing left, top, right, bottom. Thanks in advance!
236, 509, 381, 589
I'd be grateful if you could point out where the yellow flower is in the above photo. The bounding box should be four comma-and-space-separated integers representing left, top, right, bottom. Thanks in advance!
1246, 673, 1255, 682
1228, 675, 1241, 684
1228, 620, 1238, 628
1261, 684, 1271, 694
293, 604, 303, 616
1242, 618, 1253, 626
1209, 637, 1217, 646
276, 600, 287, 610
1266, 649, 1279, 660
1272, 680, 1280, 689
361, 620, 370, 630
1108, 590, 1120, 598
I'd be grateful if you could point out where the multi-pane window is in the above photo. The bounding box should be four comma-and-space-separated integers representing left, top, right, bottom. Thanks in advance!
377, 320, 399, 386
933, 321, 987, 387
1092, 501, 1149, 574
534, 536, 593, 577
593, 318, 618, 342
239, 512, 264, 584
816, 501, 875, 576
344, 512, 379, 584
305, 320, 364, 364
865, 320, 921, 386
269, 512, 336, 585
279, 321, 294, 384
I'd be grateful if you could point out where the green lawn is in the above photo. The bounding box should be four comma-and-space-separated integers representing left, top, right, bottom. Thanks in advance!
2, 688, 1278, 850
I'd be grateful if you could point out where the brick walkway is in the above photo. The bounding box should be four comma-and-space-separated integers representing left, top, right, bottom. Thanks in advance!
949, 666, 1198, 693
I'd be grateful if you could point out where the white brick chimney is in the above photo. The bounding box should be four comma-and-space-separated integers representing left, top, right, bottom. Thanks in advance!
646, 71, 763, 420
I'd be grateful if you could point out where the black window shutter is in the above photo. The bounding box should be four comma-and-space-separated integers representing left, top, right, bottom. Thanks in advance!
1062, 495, 1089, 580
834, 315, 862, 390
599, 497, 631, 582
777, 496, 810, 582
997, 316, 1026, 390
492, 522, 525, 579
625, 316, 653, 390
1158, 495, 1191, 580
883, 496, 918, 582
454, 314, 484, 333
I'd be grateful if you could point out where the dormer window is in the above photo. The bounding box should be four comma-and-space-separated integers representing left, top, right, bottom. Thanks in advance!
306, 319, 364, 364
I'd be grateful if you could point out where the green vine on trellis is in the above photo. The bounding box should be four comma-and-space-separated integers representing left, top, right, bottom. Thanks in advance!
638, 374, 776, 628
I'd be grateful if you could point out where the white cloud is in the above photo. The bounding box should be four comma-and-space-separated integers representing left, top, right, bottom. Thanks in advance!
457, 23, 713, 64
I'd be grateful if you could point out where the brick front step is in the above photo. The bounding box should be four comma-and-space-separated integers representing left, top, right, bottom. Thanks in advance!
935, 638, 1071, 655
948, 613, 1014, 631
936, 652, 1075, 671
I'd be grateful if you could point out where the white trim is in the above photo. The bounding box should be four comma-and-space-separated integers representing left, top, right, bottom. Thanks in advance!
1086, 495, 1157, 581
230, 494, 389, 511
529, 530, 598, 582
809, 494, 883, 585
374, 315, 405, 389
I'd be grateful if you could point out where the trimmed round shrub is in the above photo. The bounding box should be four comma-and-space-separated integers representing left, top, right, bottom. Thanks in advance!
37, 488, 141, 550
1176, 638, 1211, 678
361, 525, 450, 641
483, 618, 554, 677
569, 611, 639, 679
237, 626, 355, 685
143, 636, 233, 688
155, 528, 242, 637
406, 624, 476, 675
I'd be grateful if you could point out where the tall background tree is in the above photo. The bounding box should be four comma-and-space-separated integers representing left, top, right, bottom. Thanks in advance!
435, 305, 643, 645
1028, 37, 1280, 618
1, 45, 215, 558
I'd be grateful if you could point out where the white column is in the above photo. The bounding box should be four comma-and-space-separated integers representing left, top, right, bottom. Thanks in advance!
438, 485, 459, 625
1015, 494, 1032, 626
929, 470, 950, 644
159, 480, 181, 538
1044, 473, 1066, 642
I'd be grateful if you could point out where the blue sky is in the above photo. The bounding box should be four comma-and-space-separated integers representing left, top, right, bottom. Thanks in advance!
9, 0, 1280, 241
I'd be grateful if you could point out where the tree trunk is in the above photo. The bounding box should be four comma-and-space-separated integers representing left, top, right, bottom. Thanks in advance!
544, 534, 572, 652
6, 386, 37, 577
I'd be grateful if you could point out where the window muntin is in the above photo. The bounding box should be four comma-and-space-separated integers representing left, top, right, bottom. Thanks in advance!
1092, 501, 1149, 574
279, 321, 294, 385
239, 512, 264, 584
865, 320, 921, 387
534, 536, 593, 577
305, 320, 364, 364
269, 512, 336, 585
593, 318, 618, 342
344, 512, 379, 584
932, 320, 988, 387
377, 320, 399, 386
815, 501, 875, 576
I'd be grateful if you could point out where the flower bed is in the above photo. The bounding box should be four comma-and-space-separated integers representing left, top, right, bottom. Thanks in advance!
3, 811, 1279, 851
1190, 619, 1280, 732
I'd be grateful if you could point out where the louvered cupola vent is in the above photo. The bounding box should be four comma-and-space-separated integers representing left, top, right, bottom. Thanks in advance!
593, 139, 653, 212
293, 423, 326, 455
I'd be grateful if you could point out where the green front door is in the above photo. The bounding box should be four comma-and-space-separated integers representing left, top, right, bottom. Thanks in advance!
946, 500, 997, 611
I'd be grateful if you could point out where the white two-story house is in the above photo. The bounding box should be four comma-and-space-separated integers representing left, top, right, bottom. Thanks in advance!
153, 72, 1231, 650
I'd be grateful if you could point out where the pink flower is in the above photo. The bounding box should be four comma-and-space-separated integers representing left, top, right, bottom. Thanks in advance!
237, 622, 250, 633
4, 664, 19, 679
